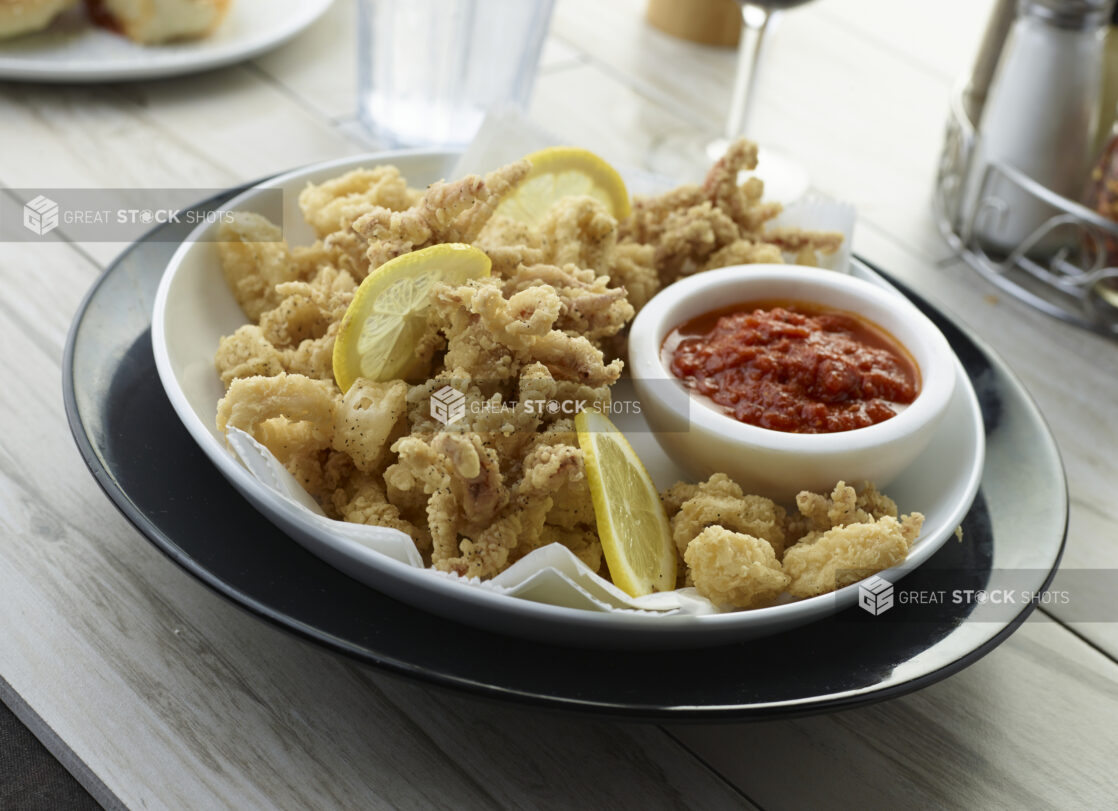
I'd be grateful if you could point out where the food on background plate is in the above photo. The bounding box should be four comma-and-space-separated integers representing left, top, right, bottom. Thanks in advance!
86, 0, 232, 43
0, 0, 76, 40
212, 139, 924, 611
663, 301, 920, 433
0, 0, 233, 42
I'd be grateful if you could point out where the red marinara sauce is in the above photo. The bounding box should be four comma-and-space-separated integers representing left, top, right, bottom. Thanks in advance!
663, 301, 920, 434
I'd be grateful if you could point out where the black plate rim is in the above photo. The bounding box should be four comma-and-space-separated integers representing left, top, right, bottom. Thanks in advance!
61, 196, 1069, 722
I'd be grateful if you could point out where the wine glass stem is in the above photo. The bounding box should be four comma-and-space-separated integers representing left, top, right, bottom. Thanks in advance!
724, 4, 773, 141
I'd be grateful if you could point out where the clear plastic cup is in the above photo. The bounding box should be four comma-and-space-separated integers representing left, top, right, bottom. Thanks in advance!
357, 0, 555, 149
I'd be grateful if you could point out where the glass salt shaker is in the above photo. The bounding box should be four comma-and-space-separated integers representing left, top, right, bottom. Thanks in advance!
964, 0, 1111, 255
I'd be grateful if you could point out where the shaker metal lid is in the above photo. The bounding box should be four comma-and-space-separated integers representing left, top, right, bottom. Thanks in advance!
1020, 0, 1114, 27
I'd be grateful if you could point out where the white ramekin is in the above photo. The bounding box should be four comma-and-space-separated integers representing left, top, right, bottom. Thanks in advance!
628, 265, 957, 500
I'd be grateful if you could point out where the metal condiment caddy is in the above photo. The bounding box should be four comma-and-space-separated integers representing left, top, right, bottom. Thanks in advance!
935, 85, 1118, 339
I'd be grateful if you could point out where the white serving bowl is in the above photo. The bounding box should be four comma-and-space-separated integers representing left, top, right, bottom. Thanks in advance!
151, 151, 983, 648
628, 265, 957, 500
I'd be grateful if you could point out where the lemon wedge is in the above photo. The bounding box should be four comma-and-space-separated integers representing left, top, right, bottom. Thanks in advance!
495, 146, 631, 226
332, 243, 491, 392
576, 409, 676, 597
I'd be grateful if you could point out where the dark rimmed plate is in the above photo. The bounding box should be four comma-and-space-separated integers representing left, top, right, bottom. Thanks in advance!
63, 188, 1067, 721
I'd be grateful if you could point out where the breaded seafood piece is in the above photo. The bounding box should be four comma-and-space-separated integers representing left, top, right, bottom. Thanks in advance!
652, 200, 743, 282
782, 513, 924, 598
216, 373, 343, 505
217, 212, 303, 322
217, 372, 338, 450
252, 417, 324, 469
428, 281, 556, 384
456, 489, 552, 579
292, 232, 372, 281
299, 166, 414, 238
697, 238, 784, 273
333, 379, 408, 474
659, 480, 704, 518
280, 321, 338, 382
544, 476, 596, 532
385, 431, 510, 570
539, 195, 618, 271
618, 138, 843, 284
242, 423, 353, 508
214, 324, 285, 387
521, 524, 603, 573
248, 266, 356, 382
433, 280, 623, 387
399, 372, 489, 439
762, 226, 845, 257
787, 480, 898, 542
669, 473, 788, 559
607, 242, 659, 311
702, 143, 784, 233
477, 198, 621, 276
353, 161, 530, 269
502, 262, 635, 343
684, 526, 790, 609
620, 140, 769, 281
260, 266, 355, 349
453, 436, 584, 579
479, 198, 650, 324
476, 229, 548, 279
331, 473, 430, 553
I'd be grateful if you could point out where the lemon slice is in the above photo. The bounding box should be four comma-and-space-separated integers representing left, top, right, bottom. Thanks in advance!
495, 146, 631, 226
332, 243, 491, 392
576, 409, 676, 597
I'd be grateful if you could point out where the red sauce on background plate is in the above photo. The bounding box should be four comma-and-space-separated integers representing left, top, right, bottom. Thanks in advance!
663, 301, 920, 434
84, 0, 123, 33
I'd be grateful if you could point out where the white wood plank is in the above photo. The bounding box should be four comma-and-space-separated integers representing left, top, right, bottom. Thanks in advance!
0, 240, 757, 809
251, 0, 356, 121
538, 36, 585, 73
115, 67, 361, 180
670, 614, 1118, 809
0, 67, 361, 268
530, 63, 699, 171
1, 2, 1116, 808
814, 0, 997, 83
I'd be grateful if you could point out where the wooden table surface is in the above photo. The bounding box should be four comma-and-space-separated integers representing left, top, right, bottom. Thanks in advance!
3, 0, 1118, 807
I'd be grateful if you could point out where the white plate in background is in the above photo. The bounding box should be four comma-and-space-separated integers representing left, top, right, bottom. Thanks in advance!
0, 0, 333, 82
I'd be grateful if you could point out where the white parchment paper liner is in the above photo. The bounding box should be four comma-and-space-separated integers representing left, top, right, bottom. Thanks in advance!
227, 429, 716, 614
223, 113, 857, 616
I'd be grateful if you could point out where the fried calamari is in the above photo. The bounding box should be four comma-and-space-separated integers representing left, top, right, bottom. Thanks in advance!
669, 480, 923, 608
208, 143, 922, 612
